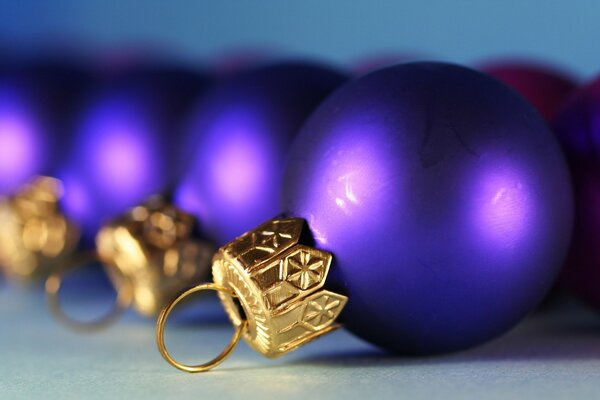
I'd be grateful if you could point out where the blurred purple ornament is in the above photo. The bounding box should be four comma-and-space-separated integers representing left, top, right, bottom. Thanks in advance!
0, 57, 91, 194
59, 64, 210, 242
481, 60, 577, 121
0, 91, 43, 193
283, 62, 573, 354
554, 76, 600, 309
174, 61, 347, 245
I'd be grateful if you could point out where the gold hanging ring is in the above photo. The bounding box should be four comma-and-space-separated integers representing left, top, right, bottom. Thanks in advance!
45, 252, 133, 332
155, 283, 247, 373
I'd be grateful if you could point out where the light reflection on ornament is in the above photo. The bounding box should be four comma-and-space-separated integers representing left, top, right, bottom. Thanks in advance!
60, 96, 166, 239
295, 123, 392, 247
327, 142, 386, 217
77, 100, 161, 200
175, 107, 274, 244
207, 112, 269, 206
94, 127, 153, 195
473, 166, 532, 247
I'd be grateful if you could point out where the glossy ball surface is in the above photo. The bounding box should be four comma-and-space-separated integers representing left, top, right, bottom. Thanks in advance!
283, 62, 573, 354
554, 76, 600, 309
174, 62, 347, 245
481, 61, 577, 121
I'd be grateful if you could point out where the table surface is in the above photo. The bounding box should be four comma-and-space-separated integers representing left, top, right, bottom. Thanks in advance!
2, 278, 600, 400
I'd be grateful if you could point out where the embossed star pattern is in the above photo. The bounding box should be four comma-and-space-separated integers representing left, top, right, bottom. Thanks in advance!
257, 230, 281, 249
304, 295, 341, 327
249, 229, 292, 253
287, 250, 324, 290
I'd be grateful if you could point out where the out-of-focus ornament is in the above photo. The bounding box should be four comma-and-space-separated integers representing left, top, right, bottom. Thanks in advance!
554, 75, 600, 309
0, 57, 92, 280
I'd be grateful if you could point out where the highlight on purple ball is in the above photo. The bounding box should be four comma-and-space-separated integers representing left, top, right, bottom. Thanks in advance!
0, 89, 45, 194
470, 164, 534, 247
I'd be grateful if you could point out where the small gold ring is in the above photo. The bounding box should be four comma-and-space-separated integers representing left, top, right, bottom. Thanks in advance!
156, 283, 247, 373
45, 252, 133, 332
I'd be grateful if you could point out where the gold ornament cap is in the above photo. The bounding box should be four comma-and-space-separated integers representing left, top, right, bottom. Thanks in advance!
96, 196, 214, 317
212, 217, 347, 357
45, 196, 215, 332
0, 176, 79, 282
156, 217, 348, 373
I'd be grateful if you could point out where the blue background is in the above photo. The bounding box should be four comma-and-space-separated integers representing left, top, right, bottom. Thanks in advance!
1, 1, 598, 77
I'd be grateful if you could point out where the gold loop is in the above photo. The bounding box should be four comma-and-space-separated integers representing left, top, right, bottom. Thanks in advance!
45, 252, 133, 332
156, 283, 247, 373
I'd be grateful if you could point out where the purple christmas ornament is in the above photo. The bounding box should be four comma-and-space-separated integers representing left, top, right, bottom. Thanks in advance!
0, 57, 91, 194
481, 61, 577, 121
283, 62, 573, 354
0, 84, 45, 194
59, 65, 210, 242
554, 76, 600, 309
174, 61, 347, 245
